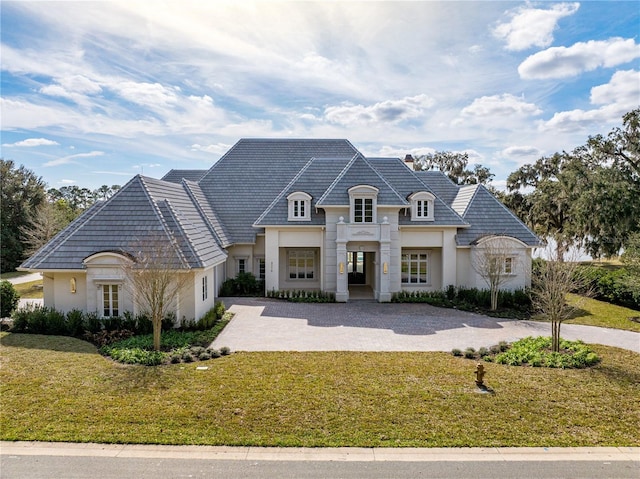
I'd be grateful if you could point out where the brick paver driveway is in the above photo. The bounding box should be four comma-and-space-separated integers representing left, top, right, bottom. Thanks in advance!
211, 297, 640, 353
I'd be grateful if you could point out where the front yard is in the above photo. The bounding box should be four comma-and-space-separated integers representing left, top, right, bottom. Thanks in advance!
1, 332, 638, 447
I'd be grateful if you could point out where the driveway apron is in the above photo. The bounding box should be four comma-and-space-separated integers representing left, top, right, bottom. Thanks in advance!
211, 298, 640, 353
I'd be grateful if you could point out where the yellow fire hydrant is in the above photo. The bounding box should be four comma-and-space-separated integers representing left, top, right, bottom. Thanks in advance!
475, 363, 485, 387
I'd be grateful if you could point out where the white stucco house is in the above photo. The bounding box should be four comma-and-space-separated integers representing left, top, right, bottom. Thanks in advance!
20, 139, 540, 320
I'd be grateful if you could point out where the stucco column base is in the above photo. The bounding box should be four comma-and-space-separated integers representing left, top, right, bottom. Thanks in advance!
335, 292, 349, 303
377, 292, 392, 303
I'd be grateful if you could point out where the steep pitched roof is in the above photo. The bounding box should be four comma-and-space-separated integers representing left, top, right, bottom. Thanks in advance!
21, 175, 226, 271
366, 158, 468, 227
198, 139, 360, 243
161, 169, 208, 184
316, 155, 407, 207
454, 185, 541, 247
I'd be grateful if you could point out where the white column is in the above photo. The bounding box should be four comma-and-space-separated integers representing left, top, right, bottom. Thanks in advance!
378, 216, 392, 302
335, 217, 349, 302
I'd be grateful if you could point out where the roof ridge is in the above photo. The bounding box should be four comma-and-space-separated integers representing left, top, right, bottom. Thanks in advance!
253, 156, 318, 225
157, 199, 199, 268
473, 185, 542, 244
316, 153, 360, 205
22, 175, 146, 268
407, 161, 468, 223
182, 180, 228, 249
361, 156, 408, 205
138, 176, 191, 267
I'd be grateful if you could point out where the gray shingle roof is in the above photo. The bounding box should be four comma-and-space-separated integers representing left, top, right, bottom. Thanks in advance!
21, 175, 226, 270
198, 139, 360, 243
455, 185, 541, 247
366, 158, 468, 227
161, 169, 208, 183
21, 139, 540, 273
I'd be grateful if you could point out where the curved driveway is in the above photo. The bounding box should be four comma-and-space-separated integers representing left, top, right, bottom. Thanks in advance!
212, 298, 640, 353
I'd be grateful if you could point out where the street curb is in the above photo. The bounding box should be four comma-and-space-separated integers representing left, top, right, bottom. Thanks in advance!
2, 442, 638, 462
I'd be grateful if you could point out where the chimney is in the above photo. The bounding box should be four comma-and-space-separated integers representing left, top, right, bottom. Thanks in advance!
404, 154, 415, 170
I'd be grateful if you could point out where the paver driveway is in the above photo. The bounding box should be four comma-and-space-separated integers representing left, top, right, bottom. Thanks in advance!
212, 297, 640, 353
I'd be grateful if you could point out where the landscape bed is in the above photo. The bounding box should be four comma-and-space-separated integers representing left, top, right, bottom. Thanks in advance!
1, 332, 638, 448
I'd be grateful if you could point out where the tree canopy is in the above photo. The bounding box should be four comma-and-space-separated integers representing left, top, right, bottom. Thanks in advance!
1, 160, 47, 273
413, 151, 494, 185
505, 109, 640, 260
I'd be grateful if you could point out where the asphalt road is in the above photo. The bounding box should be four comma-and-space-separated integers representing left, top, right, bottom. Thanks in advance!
2, 455, 639, 479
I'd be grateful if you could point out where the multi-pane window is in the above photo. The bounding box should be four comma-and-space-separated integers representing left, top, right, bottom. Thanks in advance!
354, 198, 373, 223
293, 200, 305, 218
287, 192, 311, 221
256, 258, 266, 280
202, 276, 208, 301
102, 284, 119, 317
288, 250, 315, 280
410, 192, 434, 221
237, 258, 246, 274
416, 199, 429, 218
401, 251, 430, 284
504, 257, 513, 274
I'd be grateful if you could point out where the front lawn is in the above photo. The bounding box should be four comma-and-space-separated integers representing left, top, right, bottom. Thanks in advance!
1, 332, 638, 447
12, 280, 44, 299
565, 294, 640, 332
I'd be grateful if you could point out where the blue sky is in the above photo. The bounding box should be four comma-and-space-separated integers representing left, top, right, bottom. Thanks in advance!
1, 1, 639, 190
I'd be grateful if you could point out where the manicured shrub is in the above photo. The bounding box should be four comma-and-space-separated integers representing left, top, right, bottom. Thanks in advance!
84, 311, 102, 334
493, 337, 600, 369
1, 280, 20, 318
219, 346, 231, 356
66, 309, 85, 337
464, 347, 477, 359
451, 348, 462, 357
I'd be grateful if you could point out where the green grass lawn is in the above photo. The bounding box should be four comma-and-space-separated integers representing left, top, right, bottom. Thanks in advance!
12, 280, 44, 299
565, 294, 640, 332
1, 332, 638, 447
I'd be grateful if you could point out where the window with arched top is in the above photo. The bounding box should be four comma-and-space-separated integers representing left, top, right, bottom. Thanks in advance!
287, 192, 312, 221
348, 185, 378, 223
409, 192, 435, 221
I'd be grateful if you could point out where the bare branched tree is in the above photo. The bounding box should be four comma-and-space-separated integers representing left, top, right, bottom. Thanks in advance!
19, 201, 68, 256
123, 234, 192, 351
472, 236, 520, 311
531, 250, 590, 352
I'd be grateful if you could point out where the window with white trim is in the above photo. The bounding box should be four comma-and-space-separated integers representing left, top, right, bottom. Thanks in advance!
409, 192, 434, 221
256, 257, 266, 280
236, 258, 246, 274
102, 284, 120, 317
287, 192, 312, 221
503, 257, 514, 274
401, 251, 430, 284
349, 185, 378, 223
288, 249, 316, 280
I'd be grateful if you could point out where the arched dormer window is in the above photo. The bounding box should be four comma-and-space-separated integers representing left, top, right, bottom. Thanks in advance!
287, 192, 312, 221
348, 185, 378, 223
409, 192, 435, 221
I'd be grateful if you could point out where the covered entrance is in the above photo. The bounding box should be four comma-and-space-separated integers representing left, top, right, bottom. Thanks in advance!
347, 251, 374, 299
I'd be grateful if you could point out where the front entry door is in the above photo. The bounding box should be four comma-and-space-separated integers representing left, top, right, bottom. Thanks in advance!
347, 252, 366, 284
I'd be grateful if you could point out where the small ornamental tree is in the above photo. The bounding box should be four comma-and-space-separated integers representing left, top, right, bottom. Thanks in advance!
123, 235, 192, 351
472, 236, 520, 311
531, 250, 590, 352
0, 280, 20, 318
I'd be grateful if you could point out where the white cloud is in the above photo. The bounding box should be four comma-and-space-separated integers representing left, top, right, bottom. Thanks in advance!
2, 138, 59, 147
540, 70, 640, 132
493, 2, 579, 51
324, 95, 435, 126
519, 38, 640, 79
44, 151, 104, 167
40, 75, 102, 105
110, 81, 180, 110
499, 145, 543, 166
59, 179, 76, 184
460, 94, 542, 118
190, 143, 232, 154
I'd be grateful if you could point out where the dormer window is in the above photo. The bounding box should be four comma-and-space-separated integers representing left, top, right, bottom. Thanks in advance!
287, 192, 312, 221
409, 192, 435, 221
348, 185, 378, 223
